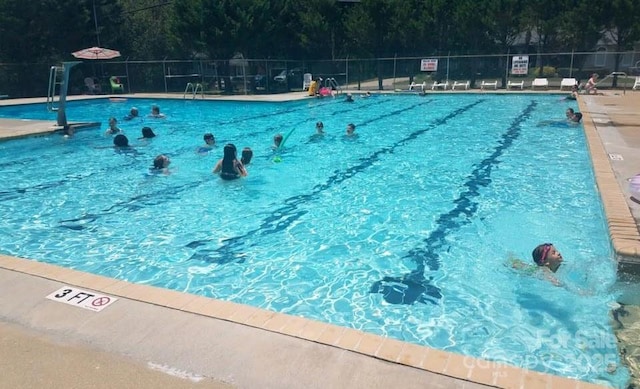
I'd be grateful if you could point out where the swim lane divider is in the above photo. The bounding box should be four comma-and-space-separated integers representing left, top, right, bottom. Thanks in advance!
188, 99, 485, 265
370, 100, 537, 305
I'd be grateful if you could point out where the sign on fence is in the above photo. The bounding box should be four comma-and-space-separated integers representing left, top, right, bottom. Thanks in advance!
420, 59, 438, 72
511, 55, 529, 75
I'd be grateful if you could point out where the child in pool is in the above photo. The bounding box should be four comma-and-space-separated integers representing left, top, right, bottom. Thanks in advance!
509, 243, 564, 285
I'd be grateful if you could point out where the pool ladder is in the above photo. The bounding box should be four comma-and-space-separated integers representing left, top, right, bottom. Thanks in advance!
47, 65, 64, 112
184, 82, 204, 99
324, 77, 342, 94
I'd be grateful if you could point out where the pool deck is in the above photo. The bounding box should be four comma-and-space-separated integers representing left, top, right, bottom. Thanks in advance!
1, 90, 639, 389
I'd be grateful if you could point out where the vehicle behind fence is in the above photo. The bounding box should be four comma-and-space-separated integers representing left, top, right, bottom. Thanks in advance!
1, 51, 639, 99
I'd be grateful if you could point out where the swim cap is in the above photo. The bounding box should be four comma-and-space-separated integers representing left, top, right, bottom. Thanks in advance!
532, 243, 552, 265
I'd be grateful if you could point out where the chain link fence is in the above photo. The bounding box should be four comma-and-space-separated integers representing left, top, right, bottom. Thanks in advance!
1, 51, 639, 98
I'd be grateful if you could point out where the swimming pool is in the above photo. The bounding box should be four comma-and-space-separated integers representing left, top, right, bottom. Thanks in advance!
0, 95, 629, 386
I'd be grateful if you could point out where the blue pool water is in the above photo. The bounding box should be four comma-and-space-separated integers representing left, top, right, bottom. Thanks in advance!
0, 95, 629, 386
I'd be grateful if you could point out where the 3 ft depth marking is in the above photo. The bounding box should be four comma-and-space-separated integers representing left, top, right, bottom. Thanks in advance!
46, 286, 118, 312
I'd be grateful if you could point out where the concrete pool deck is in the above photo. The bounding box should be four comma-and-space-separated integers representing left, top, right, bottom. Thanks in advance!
1, 90, 639, 388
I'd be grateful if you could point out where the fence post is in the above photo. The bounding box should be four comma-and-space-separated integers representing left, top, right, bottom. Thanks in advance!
162, 57, 167, 93
569, 50, 574, 78
393, 53, 397, 89
345, 55, 349, 91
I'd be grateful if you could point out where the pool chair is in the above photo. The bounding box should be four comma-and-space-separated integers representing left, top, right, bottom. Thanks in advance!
302, 73, 312, 91
451, 80, 470, 90
109, 76, 124, 94
480, 80, 498, 90
408, 81, 426, 91
560, 78, 577, 90
431, 80, 448, 90
84, 77, 101, 94
633, 76, 640, 90
531, 78, 549, 90
507, 80, 525, 90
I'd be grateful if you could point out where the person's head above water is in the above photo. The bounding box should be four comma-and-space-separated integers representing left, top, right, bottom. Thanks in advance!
223, 143, 238, 159
315, 121, 324, 134
273, 133, 283, 147
113, 134, 129, 147
130, 107, 139, 117
203, 133, 215, 145
241, 147, 253, 165
346, 123, 356, 135
532, 243, 563, 272
141, 126, 156, 138
153, 154, 170, 169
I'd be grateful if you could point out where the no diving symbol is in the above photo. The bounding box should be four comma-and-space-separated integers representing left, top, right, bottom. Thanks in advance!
92, 297, 111, 307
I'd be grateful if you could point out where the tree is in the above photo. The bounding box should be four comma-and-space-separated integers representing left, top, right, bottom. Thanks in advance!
603, 0, 640, 85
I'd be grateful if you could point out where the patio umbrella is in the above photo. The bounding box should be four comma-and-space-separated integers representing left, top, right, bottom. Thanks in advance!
72, 46, 120, 60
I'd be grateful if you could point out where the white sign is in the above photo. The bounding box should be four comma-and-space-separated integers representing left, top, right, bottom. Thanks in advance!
420, 59, 438, 72
46, 286, 118, 312
511, 55, 529, 75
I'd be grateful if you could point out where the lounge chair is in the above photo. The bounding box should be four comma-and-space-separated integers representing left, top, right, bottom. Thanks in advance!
633, 76, 640, 90
480, 80, 498, 90
84, 77, 101, 94
431, 81, 448, 90
109, 76, 124, 93
507, 80, 524, 90
302, 73, 312, 91
451, 80, 470, 90
531, 78, 549, 90
408, 81, 426, 91
560, 78, 577, 90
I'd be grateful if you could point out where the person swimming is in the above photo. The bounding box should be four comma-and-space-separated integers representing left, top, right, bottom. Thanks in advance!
196, 133, 216, 154
113, 134, 129, 147
241, 147, 253, 165
139, 126, 156, 139
150, 154, 171, 175
124, 107, 139, 121
149, 105, 166, 118
212, 143, 247, 180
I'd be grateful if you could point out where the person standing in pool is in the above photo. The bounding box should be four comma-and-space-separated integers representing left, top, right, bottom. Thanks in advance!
105, 117, 123, 136
345, 123, 356, 136
272, 133, 283, 149
149, 105, 166, 118
212, 143, 247, 180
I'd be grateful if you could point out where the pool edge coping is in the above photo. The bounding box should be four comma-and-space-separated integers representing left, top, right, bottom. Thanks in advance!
0, 254, 608, 389
577, 96, 640, 271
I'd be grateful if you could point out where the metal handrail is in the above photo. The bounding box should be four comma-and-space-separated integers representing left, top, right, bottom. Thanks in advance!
46, 66, 63, 112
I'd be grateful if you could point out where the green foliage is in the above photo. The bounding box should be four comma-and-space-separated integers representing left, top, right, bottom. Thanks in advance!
531, 66, 557, 77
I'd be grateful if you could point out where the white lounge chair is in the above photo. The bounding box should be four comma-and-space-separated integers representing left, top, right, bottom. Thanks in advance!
84, 77, 101, 94
507, 80, 524, 90
408, 81, 426, 91
531, 78, 549, 90
451, 80, 470, 90
302, 73, 313, 90
480, 80, 498, 90
431, 81, 448, 90
560, 78, 577, 90
633, 76, 640, 90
